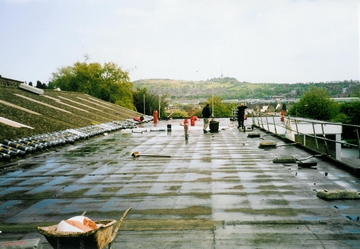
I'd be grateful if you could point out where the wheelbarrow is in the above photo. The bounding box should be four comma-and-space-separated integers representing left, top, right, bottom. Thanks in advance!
37, 207, 131, 249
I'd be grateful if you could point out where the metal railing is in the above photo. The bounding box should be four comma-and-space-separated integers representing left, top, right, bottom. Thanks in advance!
251, 113, 360, 161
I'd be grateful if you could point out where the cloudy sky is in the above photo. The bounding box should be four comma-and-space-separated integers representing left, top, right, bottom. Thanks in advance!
1, 0, 359, 84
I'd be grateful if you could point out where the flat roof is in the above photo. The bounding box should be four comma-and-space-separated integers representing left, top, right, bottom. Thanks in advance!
0, 118, 359, 248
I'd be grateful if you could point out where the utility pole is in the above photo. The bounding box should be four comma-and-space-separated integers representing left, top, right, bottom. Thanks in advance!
211, 82, 214, 117
159, 94, 161, 120
143, 94, 145, 115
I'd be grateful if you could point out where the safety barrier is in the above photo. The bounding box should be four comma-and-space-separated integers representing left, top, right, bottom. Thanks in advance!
251, 113, 360, 174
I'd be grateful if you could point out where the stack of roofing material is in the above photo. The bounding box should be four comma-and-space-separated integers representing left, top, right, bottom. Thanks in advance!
0, 121, 139, 162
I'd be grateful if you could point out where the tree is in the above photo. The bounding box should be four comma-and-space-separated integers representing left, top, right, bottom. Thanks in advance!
49, 61, 135, 110
132, 87, 168, 118
288, 87, 339, 121
338, 101, 360, 125
133, 87, 148, 115
352, 85, 360, 97
170, 110, 189, 118
267, 105, 275, 113
332, 101, 360, 139
202, 96, 232, 117
36, 80, 47, 89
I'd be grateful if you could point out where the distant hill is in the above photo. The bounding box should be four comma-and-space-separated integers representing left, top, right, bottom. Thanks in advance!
133, 78, 360, 100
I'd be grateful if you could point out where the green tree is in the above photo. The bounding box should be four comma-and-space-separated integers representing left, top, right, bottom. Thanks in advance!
132, 87, 168, 118
288, 87, 339, 121
203, 96, 232, 117
267, 105, 275, 113
332, 101, 360, 139
49, 61, 135, 110
338, 101, 360, 125
352, 85, 360, 97
133, 87, 148, 115
170, 110, 189, 118
36, 80, 47, 89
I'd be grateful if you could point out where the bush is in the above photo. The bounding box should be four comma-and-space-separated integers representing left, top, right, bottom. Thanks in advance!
288, 87, 339, 121
170, 110, 189, 118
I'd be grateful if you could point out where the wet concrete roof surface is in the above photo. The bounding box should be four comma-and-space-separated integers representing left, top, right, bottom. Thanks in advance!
1, 118, 360, 248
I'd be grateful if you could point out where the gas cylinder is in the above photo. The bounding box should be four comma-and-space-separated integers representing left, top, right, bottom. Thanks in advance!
153, 110, 158, 123
184, 117, 189, 127
190, 116, 196, 126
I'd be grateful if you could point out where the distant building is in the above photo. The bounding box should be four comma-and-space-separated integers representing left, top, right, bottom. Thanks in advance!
261, 105, 269, 112
331, 97, 360, 102
269, 95, 285, 100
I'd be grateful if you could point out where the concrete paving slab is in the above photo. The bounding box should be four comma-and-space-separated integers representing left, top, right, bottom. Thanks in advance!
0, 118, 360, 248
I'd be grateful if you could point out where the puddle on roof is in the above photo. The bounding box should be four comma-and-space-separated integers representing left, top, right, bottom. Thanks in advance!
42, 158, 59, 168
46, 176, 69, 185
27, 186, 52, 194
333, 205, 348, 210
90, 166, 112, 175
184, 173, 204, 181
334, 181, 356, 189
7, 199, 66, 223
344, 228, 360, 234
299, 215, 325, 221
242, 183, 258, 188
239, 172, 257, 179
0, 200, 20, 215
4, 170, 23, 176
344, 215, 360, 222
65, 145, 101, 157
62, 185, 87, 192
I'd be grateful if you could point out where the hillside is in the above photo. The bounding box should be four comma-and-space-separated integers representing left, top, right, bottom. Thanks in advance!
133, 78, 360, 100
0, 85, 142, 141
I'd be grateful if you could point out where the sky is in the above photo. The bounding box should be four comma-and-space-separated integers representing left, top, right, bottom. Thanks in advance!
0, 0, 359, 84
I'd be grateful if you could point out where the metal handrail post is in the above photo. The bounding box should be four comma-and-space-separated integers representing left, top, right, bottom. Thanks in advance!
272, 116, 277, 134
312, 122, 319, 149
321, 123, 329, 155
294, 117, 299, 134
356, 127, 360, 159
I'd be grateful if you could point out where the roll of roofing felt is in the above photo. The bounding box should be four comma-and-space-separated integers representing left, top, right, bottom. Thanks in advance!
248, 132, 261, 138
317, 189, 360, 200
259, 141, 277, 148
272, 157, 296, 163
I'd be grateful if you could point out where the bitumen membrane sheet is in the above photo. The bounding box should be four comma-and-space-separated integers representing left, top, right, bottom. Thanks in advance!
0, 118, 360, 249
